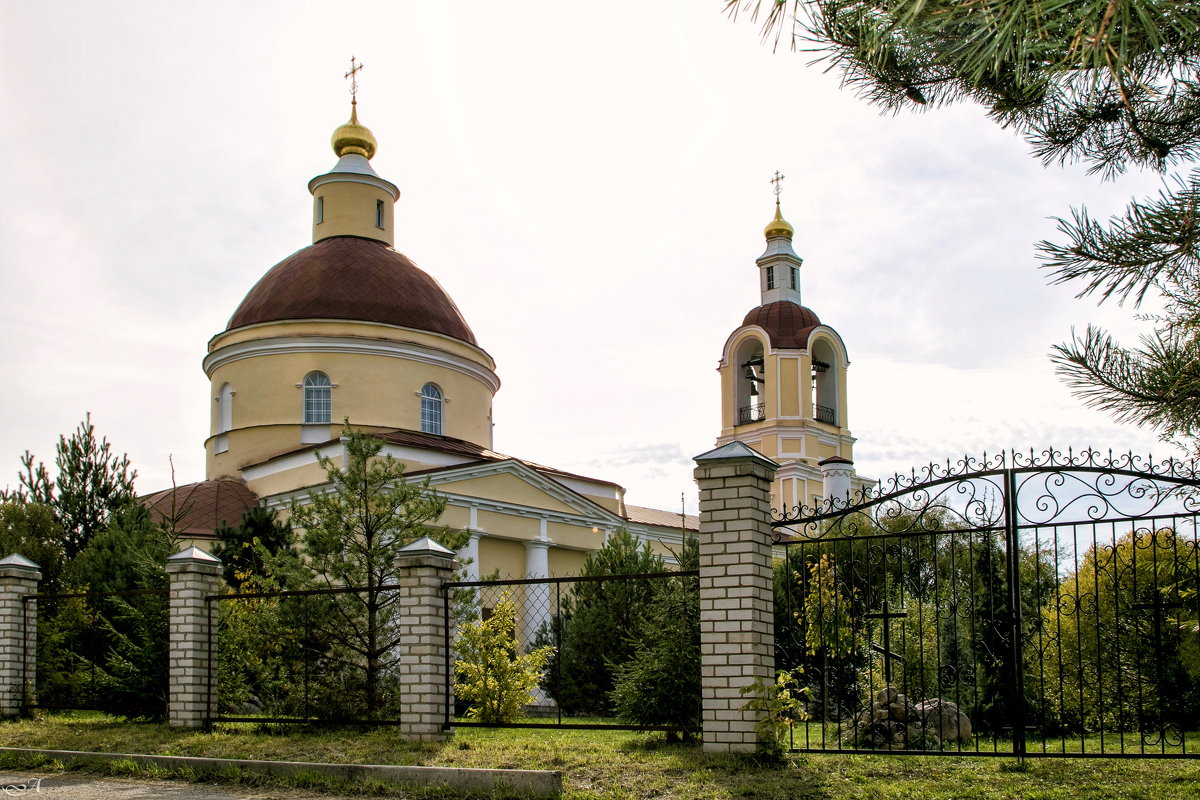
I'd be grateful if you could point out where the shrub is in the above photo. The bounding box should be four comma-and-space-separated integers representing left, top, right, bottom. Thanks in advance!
455, 592, 554, 723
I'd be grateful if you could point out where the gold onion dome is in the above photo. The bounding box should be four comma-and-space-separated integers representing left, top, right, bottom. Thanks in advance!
331, 101, 377, 159
764, 200, 794, 239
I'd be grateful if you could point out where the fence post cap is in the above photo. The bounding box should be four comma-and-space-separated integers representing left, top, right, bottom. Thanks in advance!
693, 441, 778, 468
397, 536, 456, 559
166, 546, 222, 573
0, 553, 41, 580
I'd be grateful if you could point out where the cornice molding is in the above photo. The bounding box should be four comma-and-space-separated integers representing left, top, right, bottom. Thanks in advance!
204, 334, 501, 393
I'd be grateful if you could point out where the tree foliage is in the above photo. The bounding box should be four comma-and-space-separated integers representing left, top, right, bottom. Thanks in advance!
212, 506, 296, 590
1040, 526, 1200, 731
40, 504, 172, 718
728, 0, 1200, 447
0, 501, 66, 594
609, 536, 702, 735
553, 529, 664, 716
3, 414, 137, 558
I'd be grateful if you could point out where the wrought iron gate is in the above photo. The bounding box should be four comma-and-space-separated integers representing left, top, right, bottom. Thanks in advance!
773, 450, 1200, 757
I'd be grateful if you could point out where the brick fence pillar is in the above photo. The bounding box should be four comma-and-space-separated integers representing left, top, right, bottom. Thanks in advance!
0, 555, 41, 717
693, 442, 779, 753
166, 546, 222, 729
395, 536, 458, 741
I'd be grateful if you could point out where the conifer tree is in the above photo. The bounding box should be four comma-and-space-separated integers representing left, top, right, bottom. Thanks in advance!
212, 506, 296, 589
553, 529, 663, 716
286, 425, 466, 715
729, 0, 1200, 446
5, 414, 137, 557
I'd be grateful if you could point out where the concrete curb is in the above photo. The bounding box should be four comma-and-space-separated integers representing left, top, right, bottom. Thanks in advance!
0, 747, 562, 796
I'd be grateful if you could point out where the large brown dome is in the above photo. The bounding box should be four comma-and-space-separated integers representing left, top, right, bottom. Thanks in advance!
742, 301, 821, 349
227, 236, 478, 346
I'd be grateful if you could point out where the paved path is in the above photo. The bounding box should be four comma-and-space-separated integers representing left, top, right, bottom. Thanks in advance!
0, 770, 361, 799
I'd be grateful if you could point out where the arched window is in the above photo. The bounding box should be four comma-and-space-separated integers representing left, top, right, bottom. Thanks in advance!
303, 372, 332, 424
420, 383, 443, 435
218, 383, 233, 433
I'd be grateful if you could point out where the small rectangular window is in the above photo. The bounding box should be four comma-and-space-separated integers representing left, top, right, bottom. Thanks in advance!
766, 266, 775, 290
376, 199, 384, 229
790, 266, 798, 289
316, 196, 324, 224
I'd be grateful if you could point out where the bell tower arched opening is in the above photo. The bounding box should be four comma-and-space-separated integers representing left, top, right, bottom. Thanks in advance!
810, 338, 838, 426
734, 337, 766, 426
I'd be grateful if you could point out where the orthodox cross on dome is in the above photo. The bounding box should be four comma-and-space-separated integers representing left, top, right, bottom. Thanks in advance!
770, 170, 785, 201
345, 56, 364, 101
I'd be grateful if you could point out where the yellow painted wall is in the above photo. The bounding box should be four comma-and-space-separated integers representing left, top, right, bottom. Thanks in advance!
549, 548, 588, 578
477, 509, 538, 541
478, 536, 525, 580
440, 474, 578, 515
778, 356, 800, 417
311, 180, 394, 245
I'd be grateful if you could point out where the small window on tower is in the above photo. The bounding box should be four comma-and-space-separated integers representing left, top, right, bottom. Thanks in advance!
375, 199, 384, 229
316, 196, 324, 224
790, 266, 798, 289
766, 266, 775, 290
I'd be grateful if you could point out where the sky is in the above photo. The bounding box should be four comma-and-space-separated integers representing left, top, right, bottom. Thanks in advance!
0, 2, 1180, 515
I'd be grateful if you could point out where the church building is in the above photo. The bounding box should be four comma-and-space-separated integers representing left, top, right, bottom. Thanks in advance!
142, 95, 866, 576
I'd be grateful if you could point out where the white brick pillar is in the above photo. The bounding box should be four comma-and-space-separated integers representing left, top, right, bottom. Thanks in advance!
395, 536, 458, 742
166, 546, 222, 729
0, 555, 41, 717
693, 442, 779, 753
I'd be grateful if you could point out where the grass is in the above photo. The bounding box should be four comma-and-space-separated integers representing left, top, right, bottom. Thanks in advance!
0, 712, 1198, 799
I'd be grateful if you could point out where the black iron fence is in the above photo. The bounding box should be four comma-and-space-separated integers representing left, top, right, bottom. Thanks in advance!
443, 570, 700, 732
209, 583, 413, 725
773, 450, 1200, 758
24, 588, 169, 718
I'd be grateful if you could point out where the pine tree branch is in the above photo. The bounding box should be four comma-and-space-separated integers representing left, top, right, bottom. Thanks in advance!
1041, 169, 1200, 305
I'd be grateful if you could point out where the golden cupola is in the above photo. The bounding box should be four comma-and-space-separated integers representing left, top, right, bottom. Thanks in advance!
331, 100, 378, 159
764, 199, 794, 239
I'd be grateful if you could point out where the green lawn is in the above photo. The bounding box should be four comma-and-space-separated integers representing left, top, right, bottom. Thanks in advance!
0, 712, 1197, 799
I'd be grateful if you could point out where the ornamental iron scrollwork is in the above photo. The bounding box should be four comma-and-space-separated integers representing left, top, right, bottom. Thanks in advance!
771, 448, 1200, 758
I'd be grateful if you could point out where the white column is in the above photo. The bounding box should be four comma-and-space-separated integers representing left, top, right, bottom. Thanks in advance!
458, 531, 482, 582
523, 529, 553, 709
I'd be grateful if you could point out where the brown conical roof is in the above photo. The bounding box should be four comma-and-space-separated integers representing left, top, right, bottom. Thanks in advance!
227, 236, 478, 345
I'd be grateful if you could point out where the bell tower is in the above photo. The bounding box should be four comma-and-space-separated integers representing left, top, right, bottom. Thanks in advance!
715, 184, 865, 515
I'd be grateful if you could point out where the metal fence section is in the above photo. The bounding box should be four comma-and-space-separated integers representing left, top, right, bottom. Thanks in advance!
773, 449, 1200, 758
443, 570, 700, 732
23, 588, 169, 718
208, 583, 413, 725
